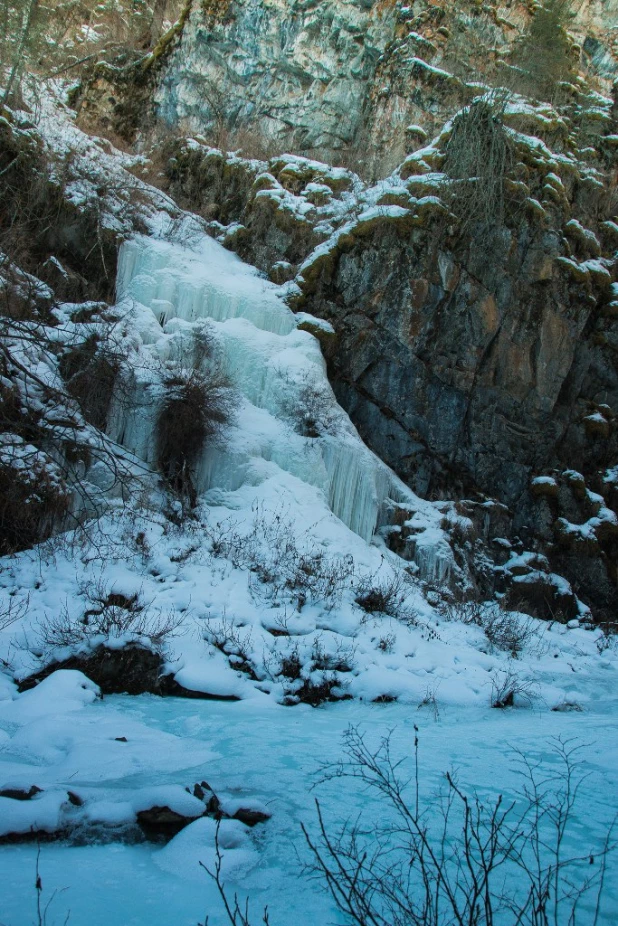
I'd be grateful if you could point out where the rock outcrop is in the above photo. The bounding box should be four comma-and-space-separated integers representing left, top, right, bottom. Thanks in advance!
155, 0, 618, 174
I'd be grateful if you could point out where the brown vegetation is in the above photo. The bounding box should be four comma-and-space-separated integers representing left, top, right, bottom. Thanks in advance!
156, 368, 233, 505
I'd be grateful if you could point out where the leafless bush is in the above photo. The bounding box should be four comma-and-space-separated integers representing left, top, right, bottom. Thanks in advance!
355, 571, 418, 625
444, 599, 537, 658
59, 330, 121, 430
203, 615, 258, 679
261, 634, 354, 705
417, 683, 441, 722
36, 579, 183, 652
0, 435, 71, 554
156, 368, 234, 506
281, 373, 337, 439
482, 606, 537, 658
0, 593, 28, 633
376, 631, 395, 654
443, 91, 515, 231
276, 641, 303, 681
490, 664, 537, 708
303, 728, 614, 926
205, 508, 354, 611
310, 636, 356, 674
285, 673, 348, 707
199, 820, 271, 926
596, 625, 617, 654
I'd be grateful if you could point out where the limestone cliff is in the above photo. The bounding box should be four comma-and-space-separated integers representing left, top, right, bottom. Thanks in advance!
155, 0, 618, 173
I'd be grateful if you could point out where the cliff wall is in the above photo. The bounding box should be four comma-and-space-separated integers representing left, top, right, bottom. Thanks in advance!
156, 0, 618, 173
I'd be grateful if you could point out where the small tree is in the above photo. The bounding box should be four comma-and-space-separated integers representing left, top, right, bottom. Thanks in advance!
0, 0, 43, 105
511, 0, 576, 101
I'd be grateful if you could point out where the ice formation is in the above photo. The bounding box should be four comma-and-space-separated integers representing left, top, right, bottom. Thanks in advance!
111, 231, 445, 556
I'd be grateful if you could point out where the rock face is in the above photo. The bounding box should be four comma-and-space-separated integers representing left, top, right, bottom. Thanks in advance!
314, 215, 618, 615
143, 1, 618, 618
302, 216, 617, 509
156, 0, 618, 174
156, 0, 398, 169
289, 158, 618, 618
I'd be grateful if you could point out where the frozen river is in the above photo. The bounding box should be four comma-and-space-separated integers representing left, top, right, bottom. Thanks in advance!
2, 692, 617, 926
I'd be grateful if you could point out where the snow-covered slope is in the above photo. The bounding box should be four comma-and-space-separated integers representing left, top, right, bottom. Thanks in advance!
0, 92, 615, 710
0, 94, 617, 926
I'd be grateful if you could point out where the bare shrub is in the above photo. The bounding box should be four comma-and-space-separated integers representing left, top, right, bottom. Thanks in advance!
596, 624, 617, 654
36, 579, 182, 652
417, 683, 441, 722
205, 508, 354, 611
303, 728, 615, 926
277, 641, 303, 681
285, 673, 347, 707
0, 593, 27, 633
262, 634, 354, 706
203, 615, 257, 679
490, 664, 537, 708
444, 599, 537, 658
156, 368, 234, 505
482, 606, 537, 657
281, 373, 337, 439
376, 631, 395, 654
59, 331, 121, 430
199, 820, 271, 926
355, 571, 418, 625
310, 636, 356, 674
443, 91, 515, 230
0, 435, 70, 554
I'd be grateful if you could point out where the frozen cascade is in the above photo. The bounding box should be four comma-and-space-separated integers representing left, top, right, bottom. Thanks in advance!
116, 237, 296, 337
112, 232, 450, 558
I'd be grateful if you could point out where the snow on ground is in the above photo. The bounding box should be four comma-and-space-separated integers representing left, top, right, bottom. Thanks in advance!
0, 90, 617, 926
1, 695, 617, 926
32, 83, 190, 239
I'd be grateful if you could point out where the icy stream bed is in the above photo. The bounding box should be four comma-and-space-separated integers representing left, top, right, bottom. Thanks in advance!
1, 694, 617, 926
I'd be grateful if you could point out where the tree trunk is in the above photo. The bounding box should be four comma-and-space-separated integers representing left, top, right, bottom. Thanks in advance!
2, 0, 41, 106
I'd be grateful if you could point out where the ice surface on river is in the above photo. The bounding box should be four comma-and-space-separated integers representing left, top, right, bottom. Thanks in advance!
1, 693, 617, 926
112, 233, 441, 549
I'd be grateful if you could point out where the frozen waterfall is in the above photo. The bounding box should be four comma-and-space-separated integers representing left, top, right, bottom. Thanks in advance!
110, 230, 450, 569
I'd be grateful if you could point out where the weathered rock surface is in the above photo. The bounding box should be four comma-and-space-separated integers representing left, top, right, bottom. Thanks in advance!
155, 0, 618, 174
292, 178, 618, 616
